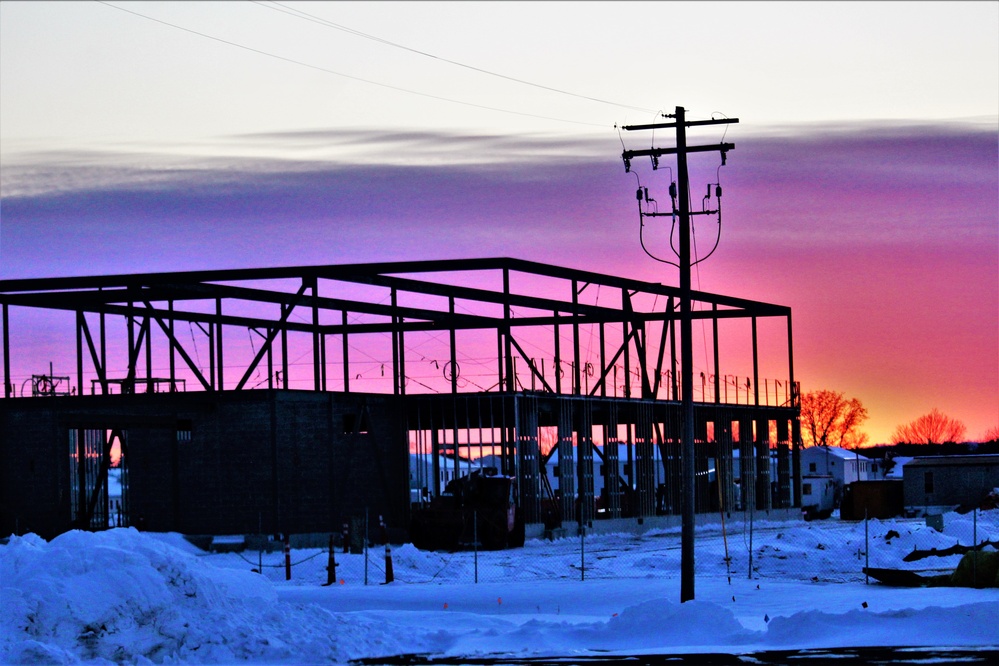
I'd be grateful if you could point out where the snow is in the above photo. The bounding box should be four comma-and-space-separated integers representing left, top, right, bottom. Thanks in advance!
2, 511, 998, 664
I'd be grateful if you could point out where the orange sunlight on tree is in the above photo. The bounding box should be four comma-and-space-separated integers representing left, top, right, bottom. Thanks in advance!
891, 408, 967, 445
799, 389, 869, 449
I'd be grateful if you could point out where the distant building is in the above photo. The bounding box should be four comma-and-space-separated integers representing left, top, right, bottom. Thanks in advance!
800, 474, 836, 519
883, 456, 912, 480
800, 446, 875, 497
902, 454, 999, 515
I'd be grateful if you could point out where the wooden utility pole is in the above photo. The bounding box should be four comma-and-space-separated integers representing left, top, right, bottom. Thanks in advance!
622, 106, 738, 602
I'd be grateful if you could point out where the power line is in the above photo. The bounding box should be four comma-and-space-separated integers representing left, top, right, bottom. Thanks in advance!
95, 1, 612, 129
255, 0, 657, 115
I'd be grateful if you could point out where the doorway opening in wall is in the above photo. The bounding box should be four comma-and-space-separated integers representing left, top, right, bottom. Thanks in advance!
68, 428, 128, 530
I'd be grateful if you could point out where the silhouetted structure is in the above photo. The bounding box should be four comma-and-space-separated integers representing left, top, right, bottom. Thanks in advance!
1, 258, 800, 538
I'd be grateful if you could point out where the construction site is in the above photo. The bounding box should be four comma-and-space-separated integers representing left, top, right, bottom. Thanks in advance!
1, 256, 799, 539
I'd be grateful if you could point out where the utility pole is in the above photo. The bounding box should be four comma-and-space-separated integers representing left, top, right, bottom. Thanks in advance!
621, 106, 738, 602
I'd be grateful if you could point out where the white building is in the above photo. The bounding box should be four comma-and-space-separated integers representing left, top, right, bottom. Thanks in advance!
800, 446, 875, 488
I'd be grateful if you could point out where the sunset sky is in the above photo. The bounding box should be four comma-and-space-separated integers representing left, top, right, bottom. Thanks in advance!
1, 1, 996, 444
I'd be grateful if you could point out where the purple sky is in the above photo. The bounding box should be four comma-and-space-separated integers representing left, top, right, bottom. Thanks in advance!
2, 121, 996, 443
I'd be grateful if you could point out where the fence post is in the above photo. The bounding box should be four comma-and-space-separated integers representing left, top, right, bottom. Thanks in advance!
284, 534, 291, 581
864, 508, 869, 585
973, 508, 978, 588
364, 508, 369, 586
580, 525, 585, 582
325, 534, 337, 586
384, 542, 394, 584
473, 510, 478, 584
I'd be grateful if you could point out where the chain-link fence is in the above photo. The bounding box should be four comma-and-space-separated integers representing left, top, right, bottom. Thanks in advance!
203, 508, 998, 589
863, 508, 999, 588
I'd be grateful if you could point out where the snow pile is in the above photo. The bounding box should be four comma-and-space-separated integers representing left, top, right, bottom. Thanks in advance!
0, 529, 403, 664
2, 514, 998, 664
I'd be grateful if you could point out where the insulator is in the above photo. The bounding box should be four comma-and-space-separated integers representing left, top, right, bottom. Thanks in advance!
669, 182, 677, 199
706, 184, 711, 197
636, 188, 643, 201
716, 185, 722, 198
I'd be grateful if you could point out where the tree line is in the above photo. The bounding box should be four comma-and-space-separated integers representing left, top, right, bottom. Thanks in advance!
799, 389, 998, 448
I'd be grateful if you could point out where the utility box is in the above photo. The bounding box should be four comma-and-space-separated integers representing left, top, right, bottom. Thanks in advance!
840, 480, 904, 520
926, 513, 944, 532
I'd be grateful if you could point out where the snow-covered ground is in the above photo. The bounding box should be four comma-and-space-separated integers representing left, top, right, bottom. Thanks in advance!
2, 511, 997, 664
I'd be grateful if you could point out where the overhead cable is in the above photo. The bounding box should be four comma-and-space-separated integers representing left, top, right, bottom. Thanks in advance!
256, 0, 658, 115
95, 1, 611, 128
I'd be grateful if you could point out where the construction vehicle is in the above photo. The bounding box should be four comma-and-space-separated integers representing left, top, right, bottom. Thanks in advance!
410, 467, 525, 551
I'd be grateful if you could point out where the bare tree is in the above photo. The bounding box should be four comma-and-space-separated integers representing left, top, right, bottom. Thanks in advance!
891, 408, 967, 445
799, 389, 869, 449
982, 425, 999, 444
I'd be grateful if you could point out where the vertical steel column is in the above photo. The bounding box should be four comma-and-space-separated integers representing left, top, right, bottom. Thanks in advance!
449, 297, 457, 395
517, 394, 541, 524
127, 307, 136, 393
280, 314, 288, 390
713, 305, 721, 404
776, 419, 791, 509
557, 400, 575, 522
216, 298, 224, 391
739, 417, 755, 511
397, 313, 405, 397
321, 334, 327, 391
553, 312, 561, 394
717, 417, 735, 513
2, 303, 9, 398
342, 311, 349, 393
76, 427, 87, 526
695, 416, 711, 513
599, 322, 606, 397
636, 401, 656, 517
496, 329, 504, 392
431, 425, 441, 497
76, 311, 83, 395
503, 269, 514, 392
622, 296, 631, 398
788, 312, 801, 507
575, 400, 595, 525
392, 289, 401, 396
144, 317, 152, 392
168, 301, 176, 391
662, 408, 682, 515
572, 281, 581, 395
100, 310, 107, 394
792, 415, 802, 508
207, 324, 215, 391
603, 402, 621, 517
670, 314, 678, 400
751, 317, 759, 406
268, 327, 274, 390
756, 417, 772, 512
312, 278, 321, 392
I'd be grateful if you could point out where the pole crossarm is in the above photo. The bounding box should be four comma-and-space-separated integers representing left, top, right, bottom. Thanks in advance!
622, 118, 740, 132
622, 143, 735, 161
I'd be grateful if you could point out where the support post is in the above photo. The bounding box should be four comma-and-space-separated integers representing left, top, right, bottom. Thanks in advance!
2, 303, 9, 398
675, 105, 697, 603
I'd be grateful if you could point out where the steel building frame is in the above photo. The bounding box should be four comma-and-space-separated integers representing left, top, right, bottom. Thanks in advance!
1, 257, 801, 535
